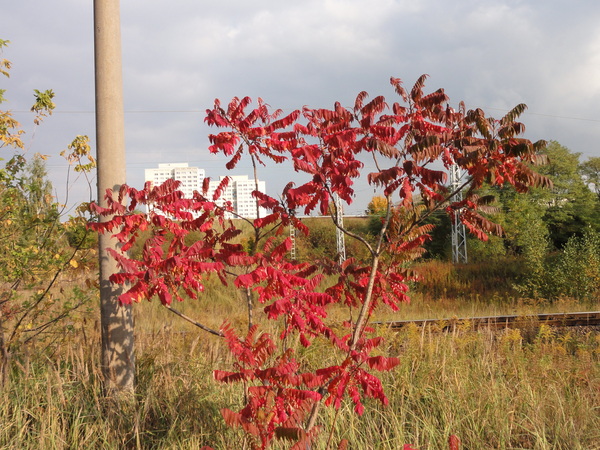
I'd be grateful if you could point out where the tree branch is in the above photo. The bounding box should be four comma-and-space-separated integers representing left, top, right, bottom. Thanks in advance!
162, 304, 224, 337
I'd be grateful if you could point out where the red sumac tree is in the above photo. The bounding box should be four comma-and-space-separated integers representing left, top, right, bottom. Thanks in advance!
90, 75, 549, 449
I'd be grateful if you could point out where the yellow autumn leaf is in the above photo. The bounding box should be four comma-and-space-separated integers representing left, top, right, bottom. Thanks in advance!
69, 259, 79, 269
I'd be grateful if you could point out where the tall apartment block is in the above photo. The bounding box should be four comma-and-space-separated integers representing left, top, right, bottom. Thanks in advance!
144, 163, 267, 219
144, 163, 205, 199
208, 175, 267, 219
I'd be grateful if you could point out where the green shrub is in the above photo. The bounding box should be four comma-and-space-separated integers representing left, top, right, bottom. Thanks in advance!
551, 227, 600, 300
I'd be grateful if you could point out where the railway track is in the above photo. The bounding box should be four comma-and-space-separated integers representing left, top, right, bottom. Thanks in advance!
381, 311, 600, 331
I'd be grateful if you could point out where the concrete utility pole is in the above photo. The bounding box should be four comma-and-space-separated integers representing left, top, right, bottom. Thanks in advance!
94, 0, 135, 395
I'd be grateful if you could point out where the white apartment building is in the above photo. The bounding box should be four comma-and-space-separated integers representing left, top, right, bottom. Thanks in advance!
144, 163, 267, 219
208, 175, 267, 219
144, 163, 205, 199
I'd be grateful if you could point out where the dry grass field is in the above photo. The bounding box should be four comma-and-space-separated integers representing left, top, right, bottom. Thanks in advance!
2, 264, 599, 449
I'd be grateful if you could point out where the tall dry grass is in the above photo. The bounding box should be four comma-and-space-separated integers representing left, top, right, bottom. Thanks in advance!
1, 294, 599, 449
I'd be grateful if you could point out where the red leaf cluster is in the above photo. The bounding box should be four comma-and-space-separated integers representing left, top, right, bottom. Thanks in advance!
91, 75, 548, 448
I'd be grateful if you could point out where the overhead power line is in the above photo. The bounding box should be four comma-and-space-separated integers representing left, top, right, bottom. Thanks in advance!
9, 108, 600, 123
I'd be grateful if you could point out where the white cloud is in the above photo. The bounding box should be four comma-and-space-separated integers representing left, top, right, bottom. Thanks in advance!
2, 0, 600, 212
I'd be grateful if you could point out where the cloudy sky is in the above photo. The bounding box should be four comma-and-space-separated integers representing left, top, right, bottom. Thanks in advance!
3, 0, 600, 215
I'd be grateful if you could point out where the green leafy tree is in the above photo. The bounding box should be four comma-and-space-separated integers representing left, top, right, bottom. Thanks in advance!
535, 141, 598, 247
0, 155, 59, 287
506, 194, 551, 297
23, 156, 55, 216
478, 143, 599, 298
365, 195, 389, 239
419, 210, 452, 260
488, 142, 597, 253
580, 156, 600, 201
0, 40, 95, 381
552, 227, 600, 300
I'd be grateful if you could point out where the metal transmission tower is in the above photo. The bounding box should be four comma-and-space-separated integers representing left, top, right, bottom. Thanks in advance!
450, 163, 468, 264
289, 224, 297, 260
334, 194, 346, 264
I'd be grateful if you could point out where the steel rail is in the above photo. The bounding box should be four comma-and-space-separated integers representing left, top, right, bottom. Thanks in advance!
380, 311, 600, 331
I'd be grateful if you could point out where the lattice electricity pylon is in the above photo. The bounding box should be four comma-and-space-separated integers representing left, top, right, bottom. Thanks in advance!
450, 163, 468, 264
289, 223, 297, 261
334, 194, 346, 265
